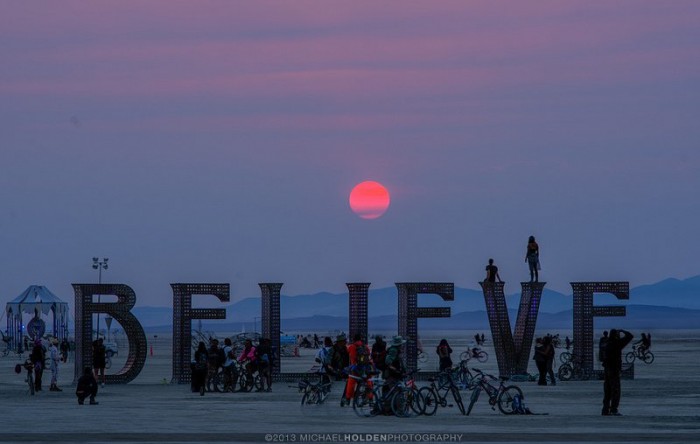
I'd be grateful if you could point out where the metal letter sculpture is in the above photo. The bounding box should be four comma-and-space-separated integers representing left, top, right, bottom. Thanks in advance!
480, 282, 546, 378
72, 284, 147, 384
260, 283, 282, 376
347, 283, 370, 342
571, 282, 629, 379
171, 283, 230, 384
397, 282, 454, 372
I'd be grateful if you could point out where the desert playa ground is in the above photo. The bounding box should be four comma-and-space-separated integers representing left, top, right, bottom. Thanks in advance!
1, 330, 699, 443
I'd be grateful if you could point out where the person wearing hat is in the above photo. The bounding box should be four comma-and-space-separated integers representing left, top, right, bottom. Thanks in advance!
331, 333, 349, 383
49, 338, 62, 391
382, 336, 408, 413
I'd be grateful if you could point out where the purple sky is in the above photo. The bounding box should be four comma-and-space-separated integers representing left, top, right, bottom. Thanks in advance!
1, 1, 699, 306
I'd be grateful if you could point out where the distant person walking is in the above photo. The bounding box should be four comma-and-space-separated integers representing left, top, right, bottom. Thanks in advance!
602, 329, 633, 416
92, 339, 106, 388
485, 258, 503, 283
533, 338, 548, 386
525, 236, 540, 282
436, 339, 453, 372
30, 339, 45, 392
49, 338, 62, 392
544, 335, 556, 385
60, 338, 69, 363
192, 342, 208, 395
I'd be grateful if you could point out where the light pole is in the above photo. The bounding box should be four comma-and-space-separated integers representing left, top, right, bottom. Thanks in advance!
92, 257, 109, 340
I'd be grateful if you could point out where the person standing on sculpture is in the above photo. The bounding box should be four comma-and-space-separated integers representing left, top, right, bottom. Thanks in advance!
525, 236, 540, 282
485, 258, 503, 283
602, 329, 633, 416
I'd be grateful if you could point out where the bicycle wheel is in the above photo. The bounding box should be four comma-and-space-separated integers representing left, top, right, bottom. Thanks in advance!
254, 374, 264, 391
557, 364, 573, 381
466, 386, 481, 416
301, 389, 321, 409
625, 351, 636, 364
559, 352, 572, 364
418, 387, 438, 416
207, 371, 223, 392
105, 357, 112, 370
476, 351, 488, 363
352, 383, 377, 418
451, 385, 465, 415
391, 390, 410, 417
408, 387, 425, 416
497, 385, 523, 415
238, 373, 253, 392
643, 351, 654, 365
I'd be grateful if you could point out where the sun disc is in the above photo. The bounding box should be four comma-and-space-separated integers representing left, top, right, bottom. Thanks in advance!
349, 181, 390, 219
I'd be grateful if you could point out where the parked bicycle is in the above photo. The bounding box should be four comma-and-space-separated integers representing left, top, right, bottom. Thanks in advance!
460, 348, 488, 363
451, 360, 479, 390
557, 354, 592, 381
625, 345, 654, 365
298, 371, 333, 410
419, 370, 465, 415
350, 372, 421, 417
466, 368, 523, 415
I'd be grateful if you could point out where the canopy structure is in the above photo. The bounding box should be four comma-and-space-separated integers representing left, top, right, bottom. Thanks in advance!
5, 285, 69, 352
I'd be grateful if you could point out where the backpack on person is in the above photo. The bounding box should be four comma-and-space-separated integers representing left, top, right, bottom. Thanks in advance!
356, 345, 371, 367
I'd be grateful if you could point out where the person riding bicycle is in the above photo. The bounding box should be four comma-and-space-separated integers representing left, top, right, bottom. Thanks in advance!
255, 337, 273, 392
383, 336, 408, 414
222, 337, 237, 392
634, 333, 651, 355
315, 336, 335, 385
343, 333, 374, 407
238, 339, 257, 382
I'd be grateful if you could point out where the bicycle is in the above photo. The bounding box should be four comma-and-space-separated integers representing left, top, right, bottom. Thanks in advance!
388, 370, 425, 418
557, 354, 592, 381
418, 370, 465, 415
460, 348, 488, 363
350, 372, 419, 417
298, 371, 333, 410
466, 368, 523, 415
625, 345, 654, 365
237, 361, 264, 392
451, 360, 479, 390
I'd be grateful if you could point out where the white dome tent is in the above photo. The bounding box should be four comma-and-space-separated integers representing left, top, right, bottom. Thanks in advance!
5, 285, 69, 353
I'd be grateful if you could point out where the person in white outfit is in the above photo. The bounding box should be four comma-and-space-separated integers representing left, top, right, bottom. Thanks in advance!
49, 338, 62, 391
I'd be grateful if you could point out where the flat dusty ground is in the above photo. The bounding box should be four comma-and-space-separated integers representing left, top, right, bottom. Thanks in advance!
1, 330, 699, 443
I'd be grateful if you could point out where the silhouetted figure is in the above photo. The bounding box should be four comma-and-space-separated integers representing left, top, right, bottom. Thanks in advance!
76, 366, 98, 405
565, 336, 572, 350
30, 340, 45, 392
634, 333, 651, 354
544, 335, 556, 385
436, 339, 453, 372
255, 338, 273, 392
534, 338, 547, 385
371, 336, 387, 373
598, 331, 609, 363
525, 236, 540, 282
485, 258, 503, 283
60, 338, 69, 363
480, 334, 485, 345
602, 329, 633, 416
92, 339, 106, 388
192, 341, 208, 395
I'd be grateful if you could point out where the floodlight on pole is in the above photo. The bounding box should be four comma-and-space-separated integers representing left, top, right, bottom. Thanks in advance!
92, 257, 109, 340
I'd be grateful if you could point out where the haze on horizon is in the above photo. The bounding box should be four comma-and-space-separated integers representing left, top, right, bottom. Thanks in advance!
1, 1, 699, 306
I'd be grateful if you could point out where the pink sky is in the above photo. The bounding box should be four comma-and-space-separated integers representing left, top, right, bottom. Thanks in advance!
1, 1, 699, 305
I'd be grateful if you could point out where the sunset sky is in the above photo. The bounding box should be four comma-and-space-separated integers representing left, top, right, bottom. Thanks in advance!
1, 1, 699, 307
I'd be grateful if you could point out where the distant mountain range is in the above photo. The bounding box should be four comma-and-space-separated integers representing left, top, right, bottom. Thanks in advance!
132, 276, 700, 330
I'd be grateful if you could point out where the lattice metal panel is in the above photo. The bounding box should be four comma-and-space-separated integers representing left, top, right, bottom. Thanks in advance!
571, 282, 629, 380
170, 283, 229, 384
397, 282, 454, 372
72, 284, 147, 384
512, 282, 546, 375
260, 283, 283, 376
480, 282, 516, 377
347, 283, 370, 342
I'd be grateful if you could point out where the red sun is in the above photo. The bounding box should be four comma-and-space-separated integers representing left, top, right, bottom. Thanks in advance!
349, 181, 391, 219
